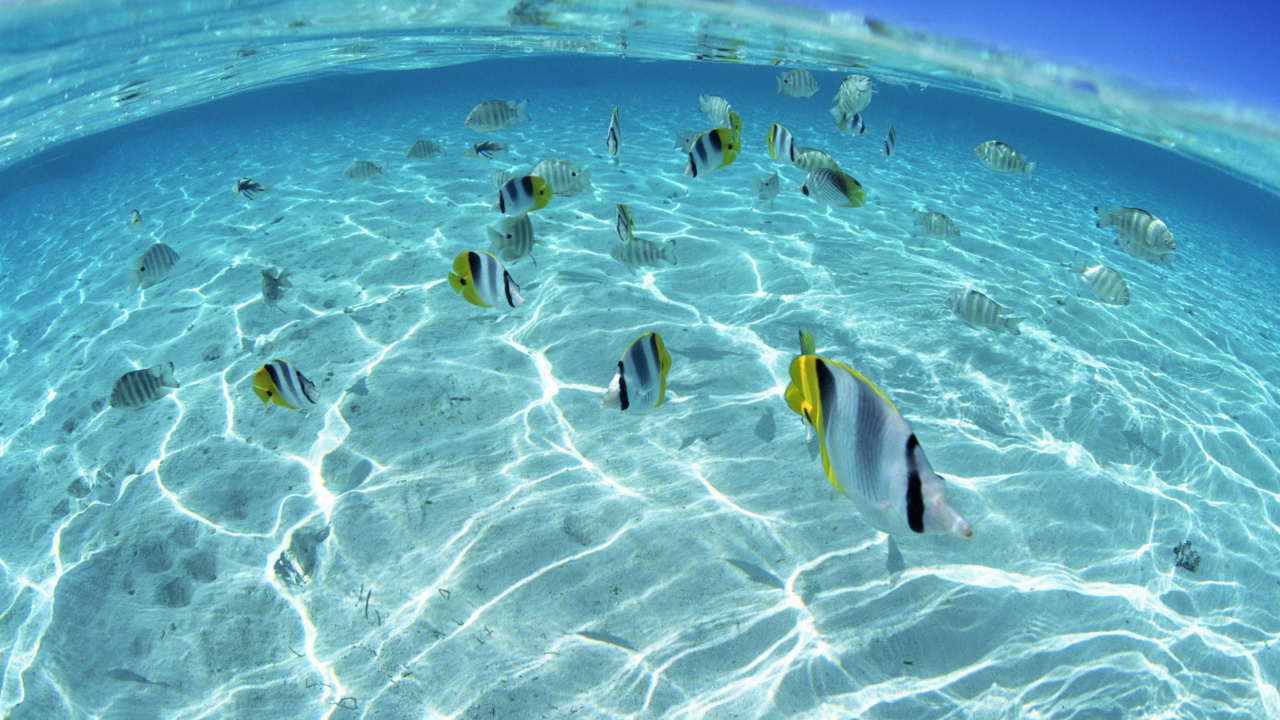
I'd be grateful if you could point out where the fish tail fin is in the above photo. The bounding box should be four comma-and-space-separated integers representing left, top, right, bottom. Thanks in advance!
776, 75, 783, 93
486, 227, 505, 254
158, 361, 179, 389
1004, 317, 1024, 335
1071, 252, 1092, 273
515, 99, 530, 121
663, 240, 677, 266
1024, 162, 1036, 180
128, 269, 142, 294
277, 270, 292, 288
577, 167, 592, 187
1094, 206, 1114, 228
752, 177, 764, 193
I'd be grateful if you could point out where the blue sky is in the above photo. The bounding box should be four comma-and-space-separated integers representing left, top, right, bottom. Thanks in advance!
789, 0, 1280, 112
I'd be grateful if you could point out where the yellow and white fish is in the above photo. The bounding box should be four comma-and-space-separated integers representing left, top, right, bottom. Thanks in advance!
974, 141, 1036, 179
684, 127, 739, 178
448, 250, 525, 309
232, 177, 267, 200
831, 110, 867, 136
129, 242, 180, 293
494, 175, 552, 215
531, 159, 592, 197
1071, 252, 1130, 305
606, 106, 621, 161
913, 209, 960, 239
785, 347, 972, 538
945, 289, 1023, 335
610, 237, 676, 274
465, 99, 529, 132
777, 69, 819, 98
406, 139, 443, 160
128, 209, 143, 232
486, 213, 539, 264
615, 203, 635, 244
753, 172, 780, 207
601, 332, 671, 412
253, 359, 319, 410
697, 94, 735, 128
1094, 205, 1176, 255
110, 362, 179, 409
342, 160, 384, 182
767, 123, 797, 165
798, 169, 866, 207
793, 147, 841, 172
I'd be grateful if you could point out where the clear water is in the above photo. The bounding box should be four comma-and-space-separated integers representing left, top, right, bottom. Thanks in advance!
2, 4, 1279, 720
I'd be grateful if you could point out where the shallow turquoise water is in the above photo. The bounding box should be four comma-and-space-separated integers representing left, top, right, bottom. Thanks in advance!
1, 22, 1279, 720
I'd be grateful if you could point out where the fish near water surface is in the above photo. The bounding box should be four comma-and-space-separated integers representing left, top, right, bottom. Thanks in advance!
606, 106, 621, 160
777, 69, 819, 98
465, 99, 529, 132
974, 141, 1036, 179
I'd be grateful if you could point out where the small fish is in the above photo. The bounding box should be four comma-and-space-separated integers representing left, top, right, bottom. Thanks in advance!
486, 213, 539, 264
615, 204, 635, 244
831, 110, 867, 135
946, 289, 1023, 335
489, 169, 513, 189
601, 332, 671, 411
531, 159, 592, 197
777, 69, 819, 98
1094, 205, 1176, 254
1071, 252, 1130, 305
684, 128, 739, 178
465, 99, 529, 132
882, 124, 896, 157
342, 161, 384, 182
448, 249, 525, 310
261, 268, 292, 309
674, 131, 701, 154
697, 94, 735, 128
405, 139, 442, 160
253, 359, 319, 410
766, 123, 797, 165
610, 237, 676, 274
467, 140, 506, 160
724, 558, 784, 589
494, 175, 552, 215
753, 173, 780, 206
785, 352, 972, 537
129, 242, 180, 293
974, 141, 1036, 179
793, 147, 840, 172
128, 209, 143, 232
798, 169, 866, 208
1115, 234, 1174, 265
606, 106, 621, 160
109, 362, 180, 409
832, 74, 873, 115
232, 177, 267, 200
913, 209, 960, 239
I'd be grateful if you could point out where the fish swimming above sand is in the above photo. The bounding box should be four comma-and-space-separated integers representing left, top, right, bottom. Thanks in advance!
253, 359, 318, 410
405, 139, 443, 160
785, 339, 972, 537
601, 332, 671, 411
606, 106, 621, 161
233, 177, 268, 200
342, 161, 384, 182
833, 111, 867, 136
1094, 205, 1176, 262
110, 362, 180, 409
261, 268, 292, 309
489, 169, 513, 189
798, 169, 865, 207
674, 130, 701, 154
793, 147, 840, 172
448, 249, 525, 310
1071, 252, 1130, 305
610, 237, 676, 274
465, 99, 529, 132
767, 123, 798, 165
128, 209, 143, 233
467, 140, 507, 160
531, 158, 592, 197
486, 213, 539, 264
494, 175, 552, 215
754, 172, 780, 207
697, 93, 735, 128
974, 141, 1036, 179
684, 128, 739, 178
129, 242, 180, 293
777, 69, 819, 98
913, 209, 960, 239
882, 124, 897, 157
946, 289, 1023, 335
615, 204, 635, 244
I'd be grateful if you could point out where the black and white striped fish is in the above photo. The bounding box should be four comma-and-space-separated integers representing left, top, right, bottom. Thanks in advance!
109, 362, 180, 409
342, 161, 384, 182
831, 111, 867, 136
697, 94, 735, 128
913, 209, 960, 239
601, 332, 671, 412
777, 69, 819, 98
489, 169, 513, 189
767, 123, 797, 164
129, 242, 180, 293
406, 140, 442, 160
1094, 205, 1176, 254
610, 237, 676, 274
494, 176, 552, 215
974, 141, 1036, 179
798, 169, 866, 207
253, 359, 318, 410
465, 99, 529, 132
1071, 252, 1131, 305
531, 159, 592, 197
486, 213, 538, 264
684, 128, 739, 178
831, 74, 873, 116
882, 124, 896, 157
606, 106, 621, 160
753, 173, 780, 206
793, 147, 840, 172
945, 289, 1023, 335
615, 204, 635, 244
785, 351, 972, 537
448, 250, 525, 310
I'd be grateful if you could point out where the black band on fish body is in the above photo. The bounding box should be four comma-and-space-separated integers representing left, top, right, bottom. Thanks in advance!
905, 434, 926, 533
467, 251, 484, 287
502, 272, 516, 307
617, 361, 629, 411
